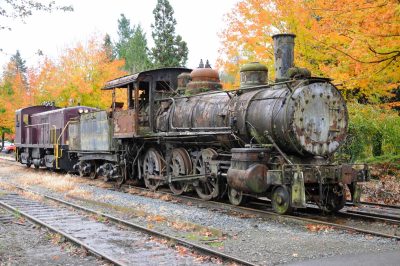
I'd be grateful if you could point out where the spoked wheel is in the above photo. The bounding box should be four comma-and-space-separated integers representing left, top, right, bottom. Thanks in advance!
143, 148, 165, 191
271, 185, 292, 214
169, 148, 191, 195
322, 184, 346, 213
228, 187, 247, 206
194, 148, 219, 200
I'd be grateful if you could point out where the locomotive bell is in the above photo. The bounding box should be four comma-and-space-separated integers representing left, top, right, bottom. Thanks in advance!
240, 62, 268, 87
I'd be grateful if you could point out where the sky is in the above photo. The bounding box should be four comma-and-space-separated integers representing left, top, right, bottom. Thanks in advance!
0, 0, 239, 72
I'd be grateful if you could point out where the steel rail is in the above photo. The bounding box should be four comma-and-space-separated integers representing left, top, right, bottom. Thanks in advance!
0, 196, 125, 266
347, 201, 400, 210
6, 183, 256, 266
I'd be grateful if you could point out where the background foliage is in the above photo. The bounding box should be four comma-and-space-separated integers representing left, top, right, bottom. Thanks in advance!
338, 103, 400, 162
218, 0, 400, 103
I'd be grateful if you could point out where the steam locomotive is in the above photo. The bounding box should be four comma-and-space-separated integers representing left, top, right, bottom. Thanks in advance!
15, 34, 368, 214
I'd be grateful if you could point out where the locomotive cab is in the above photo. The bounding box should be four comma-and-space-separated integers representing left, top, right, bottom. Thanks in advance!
103, 68, 192, 138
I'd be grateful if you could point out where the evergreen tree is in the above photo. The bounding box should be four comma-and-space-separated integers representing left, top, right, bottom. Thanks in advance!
115, 14, 134, 65
10, 50, 27, 74
103, 33, 115, 61
151, 0, 188, 67
128, 25, 152, 73
115, 14, 152, 73
5, 50, 28, 86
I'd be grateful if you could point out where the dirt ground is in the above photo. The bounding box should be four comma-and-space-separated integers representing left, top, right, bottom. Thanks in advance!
361, 162, 400, 205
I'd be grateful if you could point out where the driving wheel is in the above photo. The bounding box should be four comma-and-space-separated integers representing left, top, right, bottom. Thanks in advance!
194, 148, 219, 200
143, 148, 165, 191
169, 148, 191, 195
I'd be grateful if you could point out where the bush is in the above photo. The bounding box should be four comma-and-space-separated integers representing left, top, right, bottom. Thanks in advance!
337, 103, 400, 162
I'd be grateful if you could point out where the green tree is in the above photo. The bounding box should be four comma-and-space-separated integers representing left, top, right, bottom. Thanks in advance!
129, 25, 152, 73
115, 14, 152, 73
103, 33, 115, 61
10, 50, 27, 74
2, 50, 28, 87
151, 0, 188, 67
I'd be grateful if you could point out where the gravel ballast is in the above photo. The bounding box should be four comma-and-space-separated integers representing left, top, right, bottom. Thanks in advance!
0, 159, 399, 265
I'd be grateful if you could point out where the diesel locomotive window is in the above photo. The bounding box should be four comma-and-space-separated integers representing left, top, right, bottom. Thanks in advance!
23, 114, 29, 125
16, 114, 20, 127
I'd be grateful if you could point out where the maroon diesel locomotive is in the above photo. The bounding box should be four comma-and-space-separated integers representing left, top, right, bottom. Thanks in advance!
15, 34, 369, 214
15, 106, 97, 170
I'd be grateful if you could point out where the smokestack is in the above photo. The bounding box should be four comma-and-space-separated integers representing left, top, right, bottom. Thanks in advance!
272, 34, 296, 81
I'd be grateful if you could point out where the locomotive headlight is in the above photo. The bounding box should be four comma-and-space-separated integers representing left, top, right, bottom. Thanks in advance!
84, 109, 89, 113
78, 108, 84, 114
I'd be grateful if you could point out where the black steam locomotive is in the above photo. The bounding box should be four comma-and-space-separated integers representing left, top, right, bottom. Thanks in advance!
15, 34, 368, 214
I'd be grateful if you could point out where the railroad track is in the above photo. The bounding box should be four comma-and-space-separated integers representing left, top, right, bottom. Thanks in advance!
347, 201, 400, 210
0, 183, 255, 266
1, 157, 399, 241
121, 185, 400, 240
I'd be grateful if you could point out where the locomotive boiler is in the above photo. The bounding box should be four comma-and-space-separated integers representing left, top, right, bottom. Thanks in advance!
15, 34, 369, 214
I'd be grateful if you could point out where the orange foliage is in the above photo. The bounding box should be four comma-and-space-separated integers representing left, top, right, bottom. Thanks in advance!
0, 62, 31, 134
218, 0, 400, 100
29, 36, 127, 108
0, 35, 127, 134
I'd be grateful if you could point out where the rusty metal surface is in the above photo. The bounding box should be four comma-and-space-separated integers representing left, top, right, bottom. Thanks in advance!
113, 109, 136, 138
240, 62, 268, 87
272, 34, 296, 81
227, 148, 270, 193
186, 65, 222, 95
227, 164, 269, 193
80, 111, 113, 151
230, 148, 270, 164
244, 81, 348, 156
171, 92, 230, 130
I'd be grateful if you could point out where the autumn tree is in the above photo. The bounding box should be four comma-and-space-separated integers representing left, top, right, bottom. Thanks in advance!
0, 54, 30, 134
115, 14, 152, 73
0, 0, 73, 30
218, 0, 400, 102
151, 0, 188, 67
29, 36, 126, 108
